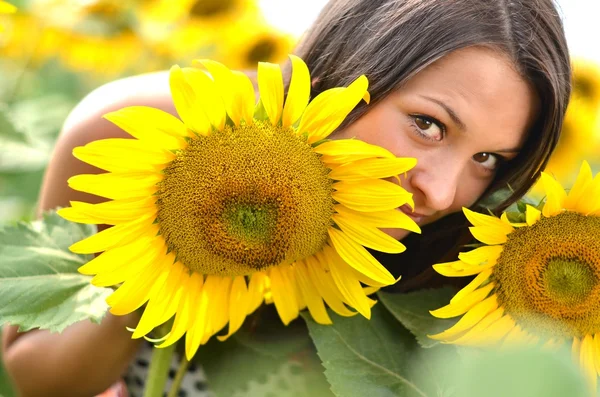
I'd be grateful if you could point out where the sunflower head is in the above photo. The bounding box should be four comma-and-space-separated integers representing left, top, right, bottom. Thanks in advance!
429, 161, 600, 391
59, 54, 419, 360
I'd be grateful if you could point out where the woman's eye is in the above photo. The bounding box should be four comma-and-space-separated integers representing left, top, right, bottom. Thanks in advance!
473, 152, 501, 171
410, 115, 444, 141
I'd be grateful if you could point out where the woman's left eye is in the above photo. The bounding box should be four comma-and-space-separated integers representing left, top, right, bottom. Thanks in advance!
473, 152, 502, 171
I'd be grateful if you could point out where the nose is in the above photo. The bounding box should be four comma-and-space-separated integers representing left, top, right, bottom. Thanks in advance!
408, 160, 459, 213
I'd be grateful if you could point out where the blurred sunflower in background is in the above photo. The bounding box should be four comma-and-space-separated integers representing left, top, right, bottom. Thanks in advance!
59, 56, 419, 360
430, 161, 600, 392
530, 59, 600, 197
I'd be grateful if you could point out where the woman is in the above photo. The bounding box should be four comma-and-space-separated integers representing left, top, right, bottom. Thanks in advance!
2, 0, 571, 395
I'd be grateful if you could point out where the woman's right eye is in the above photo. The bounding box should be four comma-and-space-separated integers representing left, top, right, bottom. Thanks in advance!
409, 115, 445, 141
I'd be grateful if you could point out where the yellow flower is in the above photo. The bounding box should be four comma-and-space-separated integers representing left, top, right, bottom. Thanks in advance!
430, 161, 600, 392
59, 55, 419, 360
0, 0, 15, 14
215, 15, 296, 70
0, 1, 16, 31
532, 59, 600, 194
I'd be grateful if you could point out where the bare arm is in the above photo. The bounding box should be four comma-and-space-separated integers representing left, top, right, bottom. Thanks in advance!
2, 71, 176, 397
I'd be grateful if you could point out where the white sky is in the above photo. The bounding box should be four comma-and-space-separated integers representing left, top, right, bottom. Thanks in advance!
260, 0, 600, 63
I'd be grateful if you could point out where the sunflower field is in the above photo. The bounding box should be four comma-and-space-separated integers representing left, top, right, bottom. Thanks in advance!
1, 1, 600, 397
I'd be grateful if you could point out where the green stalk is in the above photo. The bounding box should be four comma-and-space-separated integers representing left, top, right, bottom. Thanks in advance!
167, 355, 191, 397
142, 343, 176, 397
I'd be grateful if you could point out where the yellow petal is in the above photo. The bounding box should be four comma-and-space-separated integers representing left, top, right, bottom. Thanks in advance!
432, 259, 495, 277
315, 139, 395, 163
328, 157, 417, 181
0, 2, 16, 13
324, 247, 372, 319
132, 260, 185, 338
525, 204, 541, 226
333, 179, 414, 212
218, 276, 249, 341
258, 62, 284, 125
247, 272, 267, 315
269, 265, 299, 325
184, 273, 212, 360
579, 174, 600, 215
429, 295, 497, 340
73, 138, 175, 173
328, 228, 395, 285
158, 274, 196, 348
333, 214, 406, 254
65, 197, 157, 226
334, 204, 420, 233
193, 59, 240, 124
108, 255, 169, 315
469, 226, 508, 245
447, 307, 505, 344
103, 106, 190, 147
540, 172, 567, 217
580, 334, 597, 392
67, 172, 161, 200
282, 55, 310, 128
232, 71, 256, 125
430, 283, 494, 318
299, 76, 369, 143
593, 334, 600, 376
458, 245, 503, 266
69, 214, 155, 254
450, 269, 493, 304
468, 314, 514, 346
293, 261, 332, 325
78, 231, 159, 275
564, 161, 593, 210
91, 238, 166, 287
169, 65, 212, 134
305, 254, 357, 317
463, 208, 514, 234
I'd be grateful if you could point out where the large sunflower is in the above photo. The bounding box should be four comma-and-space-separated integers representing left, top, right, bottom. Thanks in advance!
429, 161, 600, 391
59, 55, 419, 360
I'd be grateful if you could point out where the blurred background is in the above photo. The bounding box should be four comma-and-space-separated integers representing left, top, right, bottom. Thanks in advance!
0, 0, 598, 396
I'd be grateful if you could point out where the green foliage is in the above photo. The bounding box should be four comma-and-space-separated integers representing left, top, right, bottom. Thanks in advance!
378, 288, 458, 348
200, 306, 333, 397
0, 211, 111, 333
303, 304, 458, 397
451, 347, 589, 397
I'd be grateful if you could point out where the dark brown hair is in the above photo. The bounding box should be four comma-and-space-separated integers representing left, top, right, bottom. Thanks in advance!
292, 0, 572, 289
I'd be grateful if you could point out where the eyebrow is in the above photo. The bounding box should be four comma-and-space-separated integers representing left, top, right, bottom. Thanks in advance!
420, 95, 467, 131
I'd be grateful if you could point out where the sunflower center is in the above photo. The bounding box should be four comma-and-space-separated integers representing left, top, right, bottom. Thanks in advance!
494, 212, 600, 339
190, 0, 236, 17
543, 258, 596, 305
156, 121, 334, 276
246, 38, 277, 64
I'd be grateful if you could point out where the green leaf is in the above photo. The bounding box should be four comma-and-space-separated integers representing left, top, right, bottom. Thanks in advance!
378, 288, 458, 348
0, 211, 112, 333
303, 304, 451, 397
199, 306, 333, 397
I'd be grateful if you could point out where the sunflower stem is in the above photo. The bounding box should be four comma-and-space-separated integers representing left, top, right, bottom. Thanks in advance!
142, 341, 176, 397
167, 354, 191, 397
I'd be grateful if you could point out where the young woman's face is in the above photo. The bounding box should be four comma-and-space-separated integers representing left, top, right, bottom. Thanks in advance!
334, 47, 540, 240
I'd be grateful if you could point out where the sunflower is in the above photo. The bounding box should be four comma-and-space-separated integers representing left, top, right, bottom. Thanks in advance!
0, 1, 15, 31
59, 55, 419, 360
215, 15, 295, 70
0, 0, 14, 14
429, 161, 600, 391
531, 59, 600, 194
